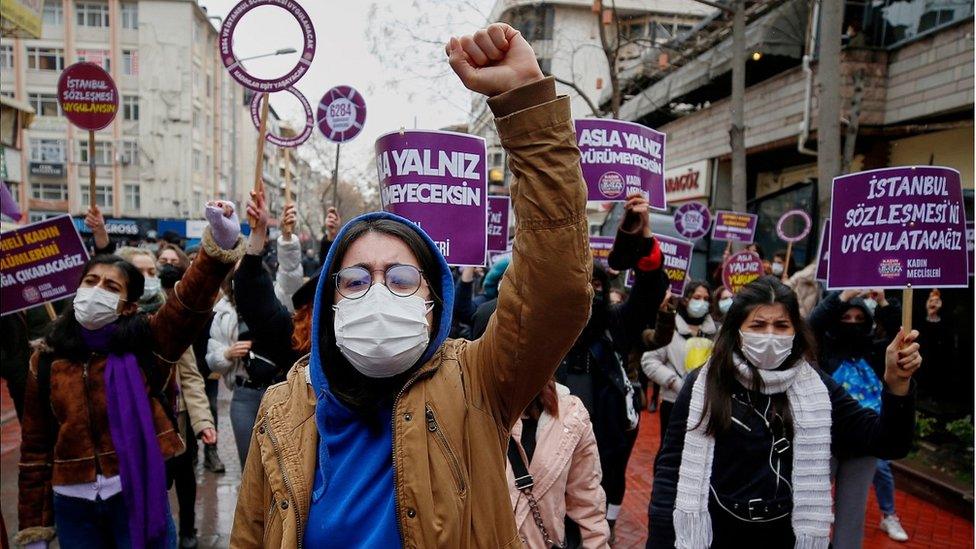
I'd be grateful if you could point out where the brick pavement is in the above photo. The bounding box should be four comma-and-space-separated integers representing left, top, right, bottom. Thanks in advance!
614, 409, 974, 548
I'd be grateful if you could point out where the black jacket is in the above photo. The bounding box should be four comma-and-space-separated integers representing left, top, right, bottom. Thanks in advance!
647, 366, 916, 548
808, 291, 901, 377
233, 254, 298, 384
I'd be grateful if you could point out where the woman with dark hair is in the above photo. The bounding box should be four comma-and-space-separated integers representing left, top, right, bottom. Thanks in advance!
506, 378, 609, 548
711, 285, 734, 331
641, 280, 717, 434
230, 25, 593, 548
771, 249, 798, 281
15, 202, 244, 548
647, 277, 921, 549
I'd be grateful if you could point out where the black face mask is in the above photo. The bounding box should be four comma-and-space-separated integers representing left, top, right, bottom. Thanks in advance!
833, 321, 872, 345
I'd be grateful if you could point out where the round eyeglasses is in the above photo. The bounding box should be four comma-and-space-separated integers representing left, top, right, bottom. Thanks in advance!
334, 264, 426, 299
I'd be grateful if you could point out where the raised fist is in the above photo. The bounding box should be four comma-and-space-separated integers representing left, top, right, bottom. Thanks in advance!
446, 23, 545, 97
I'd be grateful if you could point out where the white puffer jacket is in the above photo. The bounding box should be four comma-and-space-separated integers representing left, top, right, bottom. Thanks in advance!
274, 234, 304, 313
206, 296, 244, 390
641, 313, 717, 404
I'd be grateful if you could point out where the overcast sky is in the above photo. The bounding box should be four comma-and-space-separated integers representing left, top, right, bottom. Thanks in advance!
199, 0, 495, 184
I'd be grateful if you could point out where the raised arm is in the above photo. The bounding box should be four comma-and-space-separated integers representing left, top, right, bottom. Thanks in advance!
451, 25, 592, 431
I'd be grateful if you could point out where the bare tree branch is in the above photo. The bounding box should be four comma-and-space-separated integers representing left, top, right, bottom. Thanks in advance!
552, 76, 602, 117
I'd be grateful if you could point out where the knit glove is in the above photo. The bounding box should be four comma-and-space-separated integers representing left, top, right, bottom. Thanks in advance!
205, 201, 241, 250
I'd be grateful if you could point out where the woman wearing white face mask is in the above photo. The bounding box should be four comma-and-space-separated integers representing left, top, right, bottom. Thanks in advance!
15, 201, 244, 549
711, 286, 734, 331
647, 276, 922, 549
231, 24, 594, 548
116, 247, 165, 313
641, 281, 717, 435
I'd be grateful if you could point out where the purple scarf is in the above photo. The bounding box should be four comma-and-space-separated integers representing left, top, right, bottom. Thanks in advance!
82, 325, 169, 548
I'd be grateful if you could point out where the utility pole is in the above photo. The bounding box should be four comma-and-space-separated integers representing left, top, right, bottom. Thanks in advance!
817, 0, 842, 222
730, 0, 747, 213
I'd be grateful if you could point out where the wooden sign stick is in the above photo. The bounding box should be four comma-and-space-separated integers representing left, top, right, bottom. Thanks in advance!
901, 285, 913, 333
251, 93, 271, 225
783, 241, 793, 279
88, 130, 96, 209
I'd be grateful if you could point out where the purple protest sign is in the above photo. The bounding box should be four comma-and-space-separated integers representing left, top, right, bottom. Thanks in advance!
589, 236, 615, 268
1, 215, 90, 315
722, 250, 764, 294
815, 220, 830, 282
250, 87, 313, 147
827, 166, 968, 290
219, 0, 315, 92
657, 234, 694, 294
575, 119, 666, 208
317, 85, 367, 143
712, 210, 758, 242
673, 202, 712, 240
777, 209, 812, 243
487, 196, 510, 252
376, 130, 487, 266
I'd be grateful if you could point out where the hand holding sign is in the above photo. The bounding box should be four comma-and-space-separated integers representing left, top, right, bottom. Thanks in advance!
446, 23, 544, 97
280, 203, 297, 240
884, 328, 921, 396
325, 207, 341, 241
622, 194, 652, 237
84, 205, 109, 251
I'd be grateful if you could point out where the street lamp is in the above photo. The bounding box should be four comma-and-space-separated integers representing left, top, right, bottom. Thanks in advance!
239, 48, 297, 62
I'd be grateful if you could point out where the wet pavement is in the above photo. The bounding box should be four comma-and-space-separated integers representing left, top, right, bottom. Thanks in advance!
3, 380, 974, 548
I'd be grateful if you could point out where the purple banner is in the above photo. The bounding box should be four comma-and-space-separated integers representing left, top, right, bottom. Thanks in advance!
1, 215, 90, 315
827, 166, 968, 290
815, 220, 830, 282
712, 210, 758, 242
575, 119, 666, 208
487, 196, 510, 252
657, 234, 694, 294
375, 130, 487, 266
590, 236, 615, 269
673, 202, 712, 240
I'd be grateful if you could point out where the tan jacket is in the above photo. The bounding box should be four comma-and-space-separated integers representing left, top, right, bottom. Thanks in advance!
229, 78, 593, 549
508, 388, 609, 549
175, 347, 215, 441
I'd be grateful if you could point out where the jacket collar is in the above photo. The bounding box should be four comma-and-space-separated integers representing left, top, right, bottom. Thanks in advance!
675, 313, 717, 337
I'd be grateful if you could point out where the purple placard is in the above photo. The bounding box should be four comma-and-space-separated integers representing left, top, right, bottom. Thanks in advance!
776, 209, 812, 243
722, 250, 764, 294
590, 236, 615, 268
575, 119, 666, 208
1, 215, 90, 315
827, 166, 968, 290
815, 220, 830, 282
219, 0, 316, 92
656, 234, 694, 294
487, 196, 510, 252
674, 202, 712, 240
250, 87, 313, 148
375, 130, 487, 266
317, 85, 367, 143
712, 210, 758, 242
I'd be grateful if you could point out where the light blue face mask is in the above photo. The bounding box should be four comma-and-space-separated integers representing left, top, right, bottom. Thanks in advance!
687, 298, 710, 319
719, 297, 733, 314
862, 298, 877, 316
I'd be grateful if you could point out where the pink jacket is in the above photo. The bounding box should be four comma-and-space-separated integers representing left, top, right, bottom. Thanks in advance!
507, 387, 610, 548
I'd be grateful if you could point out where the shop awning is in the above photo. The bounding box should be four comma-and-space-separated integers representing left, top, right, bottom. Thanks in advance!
618, 0, 808, 122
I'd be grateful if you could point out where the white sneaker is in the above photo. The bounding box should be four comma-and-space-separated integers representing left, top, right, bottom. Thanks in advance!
880, 514, 909, 542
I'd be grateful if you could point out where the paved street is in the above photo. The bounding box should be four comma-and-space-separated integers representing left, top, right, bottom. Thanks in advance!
2, 380, 973, 548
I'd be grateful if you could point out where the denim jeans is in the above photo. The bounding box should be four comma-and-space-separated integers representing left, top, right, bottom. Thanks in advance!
230, 385, 267, 468
54, 492, 177, 548
873, 459, 897, 515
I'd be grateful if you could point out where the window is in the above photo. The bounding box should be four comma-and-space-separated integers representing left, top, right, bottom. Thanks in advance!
80, 184, 113, 207
506, 5, 554, 41
120, 2, 138, 29
29, 139, 65, 162
27, 93, 61, 117
192, 149, 202, 172
192, 108, 201, 131
26, 47, 64, 71
206, 74, 211, 97
77, 140, 113, 165
122, 49, 138, 75
124, 184, 140, 210
31, 182, 68, 201
43, 0, 62, 25
120, 141, 139, 165
76, 49, 110, 71
122, 95, 139, 121
0, 45, 12, 70
76, 1, 109, 27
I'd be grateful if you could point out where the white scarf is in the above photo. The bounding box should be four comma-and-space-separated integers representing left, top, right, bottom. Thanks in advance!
673, 356, 833, 548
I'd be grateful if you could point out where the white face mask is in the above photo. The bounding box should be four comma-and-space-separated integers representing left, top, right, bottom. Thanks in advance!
739, 330, 795, 370
686, 298, 709, 318
142, 276, 161, 301
719, 297, 734, 314
73, 286, 122, 330
771, 262, 785, 275
333, 285, 433, 378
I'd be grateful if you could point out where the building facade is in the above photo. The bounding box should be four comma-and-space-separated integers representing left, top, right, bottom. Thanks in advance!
0, 0, 283, 223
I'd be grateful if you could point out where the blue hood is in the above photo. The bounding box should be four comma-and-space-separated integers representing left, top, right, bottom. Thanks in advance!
309, 211, 456, 398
